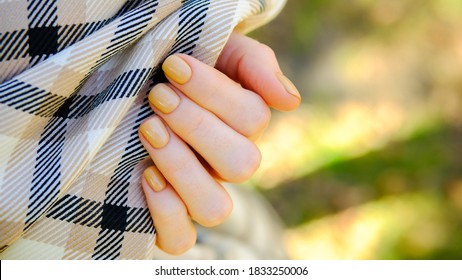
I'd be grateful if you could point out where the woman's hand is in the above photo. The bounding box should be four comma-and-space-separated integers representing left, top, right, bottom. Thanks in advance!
138, 32, 300, 255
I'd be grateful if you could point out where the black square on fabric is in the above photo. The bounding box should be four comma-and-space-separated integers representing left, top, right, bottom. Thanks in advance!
101, 204, 128, 231
54, 96, 73, 118
27, 26, 59, 56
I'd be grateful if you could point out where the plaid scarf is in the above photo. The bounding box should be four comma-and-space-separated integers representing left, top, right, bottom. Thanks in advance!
0, 0, 285, 259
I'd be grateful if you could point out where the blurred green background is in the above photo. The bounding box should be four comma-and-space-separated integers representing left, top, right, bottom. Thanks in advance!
250, 0, 462, 259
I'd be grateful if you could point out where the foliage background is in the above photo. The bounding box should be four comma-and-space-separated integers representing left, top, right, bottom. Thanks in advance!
250, 0, 462, 259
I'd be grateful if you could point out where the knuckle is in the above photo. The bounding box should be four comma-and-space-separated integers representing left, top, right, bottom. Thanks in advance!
184, 110, 207, 137
252, 96, 272, 131
257, 43, 276, 59
241, 146, 262, 180
162, 232, 197, 256
164, 155, 190, 178
241, 94, 271, 137
194, 194, 233, 227
226, 144, 262, 183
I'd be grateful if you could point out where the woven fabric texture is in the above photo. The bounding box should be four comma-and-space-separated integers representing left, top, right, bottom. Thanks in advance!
0, 0, 285, 259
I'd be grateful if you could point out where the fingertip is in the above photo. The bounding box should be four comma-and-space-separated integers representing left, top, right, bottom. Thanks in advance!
259, 73, 301, 112
162, 54, 192, 85
143, 165, 167, 192
276, 73, 301, 100
148, 83, 181, 114
139, 116, 170, 149
267, 90, 301, 112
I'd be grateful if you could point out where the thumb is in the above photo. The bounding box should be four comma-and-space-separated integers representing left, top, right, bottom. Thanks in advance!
215, 32, 301, 111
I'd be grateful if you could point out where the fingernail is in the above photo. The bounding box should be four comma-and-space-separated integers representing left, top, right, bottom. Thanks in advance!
149, 84, 180, 114
277, 73, 301, 99
162, 55, 192, 84
143, 166, 167, 192
139, 117, 169, 149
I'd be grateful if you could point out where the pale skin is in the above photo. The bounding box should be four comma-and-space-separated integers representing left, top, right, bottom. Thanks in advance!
138, 32, 301, 255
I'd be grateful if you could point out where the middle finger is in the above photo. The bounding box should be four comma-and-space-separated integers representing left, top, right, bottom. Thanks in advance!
162, 54, 271, 139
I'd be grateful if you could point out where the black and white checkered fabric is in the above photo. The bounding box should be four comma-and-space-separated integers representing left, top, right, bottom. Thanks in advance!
0, 0, 285, 259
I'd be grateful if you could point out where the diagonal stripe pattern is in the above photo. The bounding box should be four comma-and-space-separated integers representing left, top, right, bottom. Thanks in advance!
0, 0, 286, 259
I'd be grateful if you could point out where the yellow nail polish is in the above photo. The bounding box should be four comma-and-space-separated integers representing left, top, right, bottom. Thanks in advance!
148, 84, 180, 114
143, 166, 167, 192
277, 73, 301, 99
162, 55, 192, 84
139, 117, 169, 149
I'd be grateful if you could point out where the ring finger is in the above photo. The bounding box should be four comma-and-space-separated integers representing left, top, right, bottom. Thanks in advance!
139, 116, 233, 227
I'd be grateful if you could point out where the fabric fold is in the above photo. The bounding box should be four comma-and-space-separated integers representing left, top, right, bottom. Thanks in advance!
0, 0, 285, 259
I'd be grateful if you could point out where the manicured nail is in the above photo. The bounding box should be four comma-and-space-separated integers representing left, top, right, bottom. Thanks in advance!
148, 84, 180, 114
277, 73, 301, 99
143, 166, 167, 192
139, 117, 169, 149
162, 55, 192, 84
